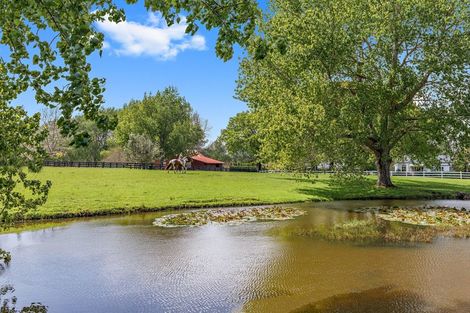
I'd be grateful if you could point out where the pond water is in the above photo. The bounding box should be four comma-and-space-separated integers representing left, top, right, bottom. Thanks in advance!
1, 200, 470, 313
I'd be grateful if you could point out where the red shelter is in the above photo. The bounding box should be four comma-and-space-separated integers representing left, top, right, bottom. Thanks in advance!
190, 153, 224, 171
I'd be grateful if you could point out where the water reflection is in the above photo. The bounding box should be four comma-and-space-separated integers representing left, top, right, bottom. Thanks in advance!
290, 286, 470, 313
0, 200, 469, 313
0, 285, 47, 313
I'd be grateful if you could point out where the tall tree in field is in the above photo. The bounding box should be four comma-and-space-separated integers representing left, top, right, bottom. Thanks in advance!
238, 0, 470, 186
115, 87, 207, 160
221, 111, 261, 162
124, 133, 161, 163
41, 107, 68, 158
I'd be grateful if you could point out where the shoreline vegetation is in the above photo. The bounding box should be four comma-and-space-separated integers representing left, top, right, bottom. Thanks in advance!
7, 167, 470, 223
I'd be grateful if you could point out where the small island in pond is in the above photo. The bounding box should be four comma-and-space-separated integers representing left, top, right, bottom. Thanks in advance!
153, 207, 306, 227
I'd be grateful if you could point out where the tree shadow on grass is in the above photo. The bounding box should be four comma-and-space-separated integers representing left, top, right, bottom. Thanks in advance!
274, 175, 469, 201
290, 285, 470, 313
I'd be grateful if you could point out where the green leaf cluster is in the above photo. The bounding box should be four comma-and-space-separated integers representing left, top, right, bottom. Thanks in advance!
220, 111, 260, 163
0, 104, 51, 225
115, 87, 206, 160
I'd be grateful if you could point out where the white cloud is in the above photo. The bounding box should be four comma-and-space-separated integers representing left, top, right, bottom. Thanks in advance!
96, 13, 206, 60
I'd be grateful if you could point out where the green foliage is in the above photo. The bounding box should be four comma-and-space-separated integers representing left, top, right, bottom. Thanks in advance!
238, 0, 470, 186
136, 0, 260, 61
452, 148, 470, 172
41, 108, 117, 162
0, 0, 125, 140
1, 1, 259, 140
202, 137, 232, 162
62, 109, 117, 162
0, 104, 51, 225
0, 249, 11, 267
220, 111, 260, 162
124, 133, 161, 163
115, 87, 206, 159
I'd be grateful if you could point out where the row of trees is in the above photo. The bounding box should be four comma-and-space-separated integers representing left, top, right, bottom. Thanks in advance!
42, 87, 207, 164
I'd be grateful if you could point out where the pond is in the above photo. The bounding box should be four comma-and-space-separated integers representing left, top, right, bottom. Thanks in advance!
1, 199, 470, 313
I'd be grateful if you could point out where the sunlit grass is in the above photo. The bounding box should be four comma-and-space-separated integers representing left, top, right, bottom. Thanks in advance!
21, 167, 470, 220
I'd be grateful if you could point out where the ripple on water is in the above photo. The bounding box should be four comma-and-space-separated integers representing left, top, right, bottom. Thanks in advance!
1, 200, 470, 313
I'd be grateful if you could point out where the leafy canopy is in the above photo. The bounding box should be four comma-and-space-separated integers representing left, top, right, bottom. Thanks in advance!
1, 0, 260, 141
238, 0, 470, 185
220, 111, 260, 162
124, 133, 161, 163
115, 87, 206, 159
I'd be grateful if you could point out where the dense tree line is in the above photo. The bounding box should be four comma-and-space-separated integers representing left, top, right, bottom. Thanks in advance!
42, 87, 207, 164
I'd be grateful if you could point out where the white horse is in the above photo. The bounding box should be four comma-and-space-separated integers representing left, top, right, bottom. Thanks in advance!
165, 155, 190, 173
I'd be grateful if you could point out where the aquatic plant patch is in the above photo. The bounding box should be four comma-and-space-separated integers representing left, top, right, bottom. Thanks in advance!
153, 207, 306, 227
377, 207, 469, 227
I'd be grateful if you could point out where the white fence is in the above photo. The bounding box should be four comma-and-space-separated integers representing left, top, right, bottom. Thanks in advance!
262, 170, 470, 179
366, 171, 470, 179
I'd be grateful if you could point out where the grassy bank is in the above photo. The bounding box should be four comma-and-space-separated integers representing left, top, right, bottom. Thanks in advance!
22, 167, 470, 220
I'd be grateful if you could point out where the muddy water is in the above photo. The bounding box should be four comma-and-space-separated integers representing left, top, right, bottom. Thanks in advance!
1, 200, 469, 313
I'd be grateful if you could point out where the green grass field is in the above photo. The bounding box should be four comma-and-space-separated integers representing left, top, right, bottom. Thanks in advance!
22, 167, 470, 220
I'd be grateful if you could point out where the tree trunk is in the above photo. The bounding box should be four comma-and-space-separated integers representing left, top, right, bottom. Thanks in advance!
375, 151, 394, 187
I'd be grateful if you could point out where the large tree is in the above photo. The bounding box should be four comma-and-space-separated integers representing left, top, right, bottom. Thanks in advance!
115, 87, 206, 160
124, 133, 161, 163
238, 0, 470, 186
220, 111, 260, 163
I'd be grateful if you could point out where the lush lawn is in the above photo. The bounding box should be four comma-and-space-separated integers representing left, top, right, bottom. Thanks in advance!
24, 167, 470, 219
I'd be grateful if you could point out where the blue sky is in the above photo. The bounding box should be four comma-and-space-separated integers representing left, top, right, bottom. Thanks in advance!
17, 1, 255, 143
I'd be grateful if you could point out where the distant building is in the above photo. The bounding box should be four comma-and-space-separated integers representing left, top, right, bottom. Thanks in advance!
190, 153, 224, 171
393, 155, 452, 172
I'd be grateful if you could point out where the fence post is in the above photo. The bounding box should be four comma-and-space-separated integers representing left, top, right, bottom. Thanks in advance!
461, 172, 463, 179
441, 171, 443, 179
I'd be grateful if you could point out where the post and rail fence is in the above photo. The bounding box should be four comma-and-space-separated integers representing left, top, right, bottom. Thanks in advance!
43, 160, 163, 170
43, 160, 258, 172
42, 160, 470, 178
